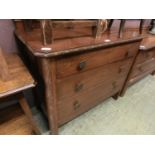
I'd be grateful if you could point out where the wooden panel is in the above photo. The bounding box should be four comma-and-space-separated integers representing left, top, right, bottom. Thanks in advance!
57, 59, 133, 125
57, 58, 133, 100
56, 42, 140, 78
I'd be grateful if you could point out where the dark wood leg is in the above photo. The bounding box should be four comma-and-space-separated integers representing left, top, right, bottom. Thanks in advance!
139, 19, 144, 34
40, 58, 58, 135
118, 19, 126, 38
18, 93, 40, 134
107, 19, 114, 30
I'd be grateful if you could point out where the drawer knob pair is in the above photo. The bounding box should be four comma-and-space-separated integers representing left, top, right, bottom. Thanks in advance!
77, 61, 87, 71
73, 100, 81, 110
75, 83, 84, 92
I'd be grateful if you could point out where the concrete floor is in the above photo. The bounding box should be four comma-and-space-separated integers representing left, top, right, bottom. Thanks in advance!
59, 75, 155, 135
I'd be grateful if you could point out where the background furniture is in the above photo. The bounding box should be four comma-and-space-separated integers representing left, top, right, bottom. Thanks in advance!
108, 19, 145, 38
0, 48, 40, 134
120, 34, 155, 96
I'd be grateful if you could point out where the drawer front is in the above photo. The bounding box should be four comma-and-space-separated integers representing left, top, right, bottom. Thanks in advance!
57, 59, 132, 125
56, 42, 140, 78
57, 58, 133, 100
57, 74, 126, 125
131, 58, 155, 78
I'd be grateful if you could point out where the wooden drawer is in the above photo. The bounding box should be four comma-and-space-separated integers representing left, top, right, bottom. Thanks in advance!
56, 42, 140, 78
57, 59, 132, 125
57, 58, 133, 100
57, 73, 126, 125
131, 58, 155, 78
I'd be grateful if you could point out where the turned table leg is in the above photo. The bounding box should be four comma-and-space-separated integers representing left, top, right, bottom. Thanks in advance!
41, 58, 58, 134
18, 93, 40, 134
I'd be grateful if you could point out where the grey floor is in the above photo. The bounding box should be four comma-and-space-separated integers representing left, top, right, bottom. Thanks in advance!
59, 75, 155, 135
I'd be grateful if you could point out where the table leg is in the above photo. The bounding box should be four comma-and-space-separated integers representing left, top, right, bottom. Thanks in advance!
18, 93, 40, 134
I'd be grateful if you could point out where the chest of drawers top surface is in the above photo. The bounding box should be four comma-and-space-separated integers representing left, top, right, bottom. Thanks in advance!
15, 29, 143, 58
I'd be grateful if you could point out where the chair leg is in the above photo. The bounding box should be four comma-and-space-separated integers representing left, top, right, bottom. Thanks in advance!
107, 19, 114, 30
18, 93, 40, 134
118, 19, 126, 38
139, 19, 145, 34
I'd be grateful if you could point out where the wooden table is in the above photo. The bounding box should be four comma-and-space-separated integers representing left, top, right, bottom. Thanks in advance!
0, 48, 40, 134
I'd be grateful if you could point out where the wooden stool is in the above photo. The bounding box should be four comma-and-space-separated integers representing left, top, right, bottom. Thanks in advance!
0, 48, 40, 134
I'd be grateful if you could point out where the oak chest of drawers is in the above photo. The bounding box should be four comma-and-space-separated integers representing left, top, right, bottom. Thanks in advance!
15, 28, 142, 134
